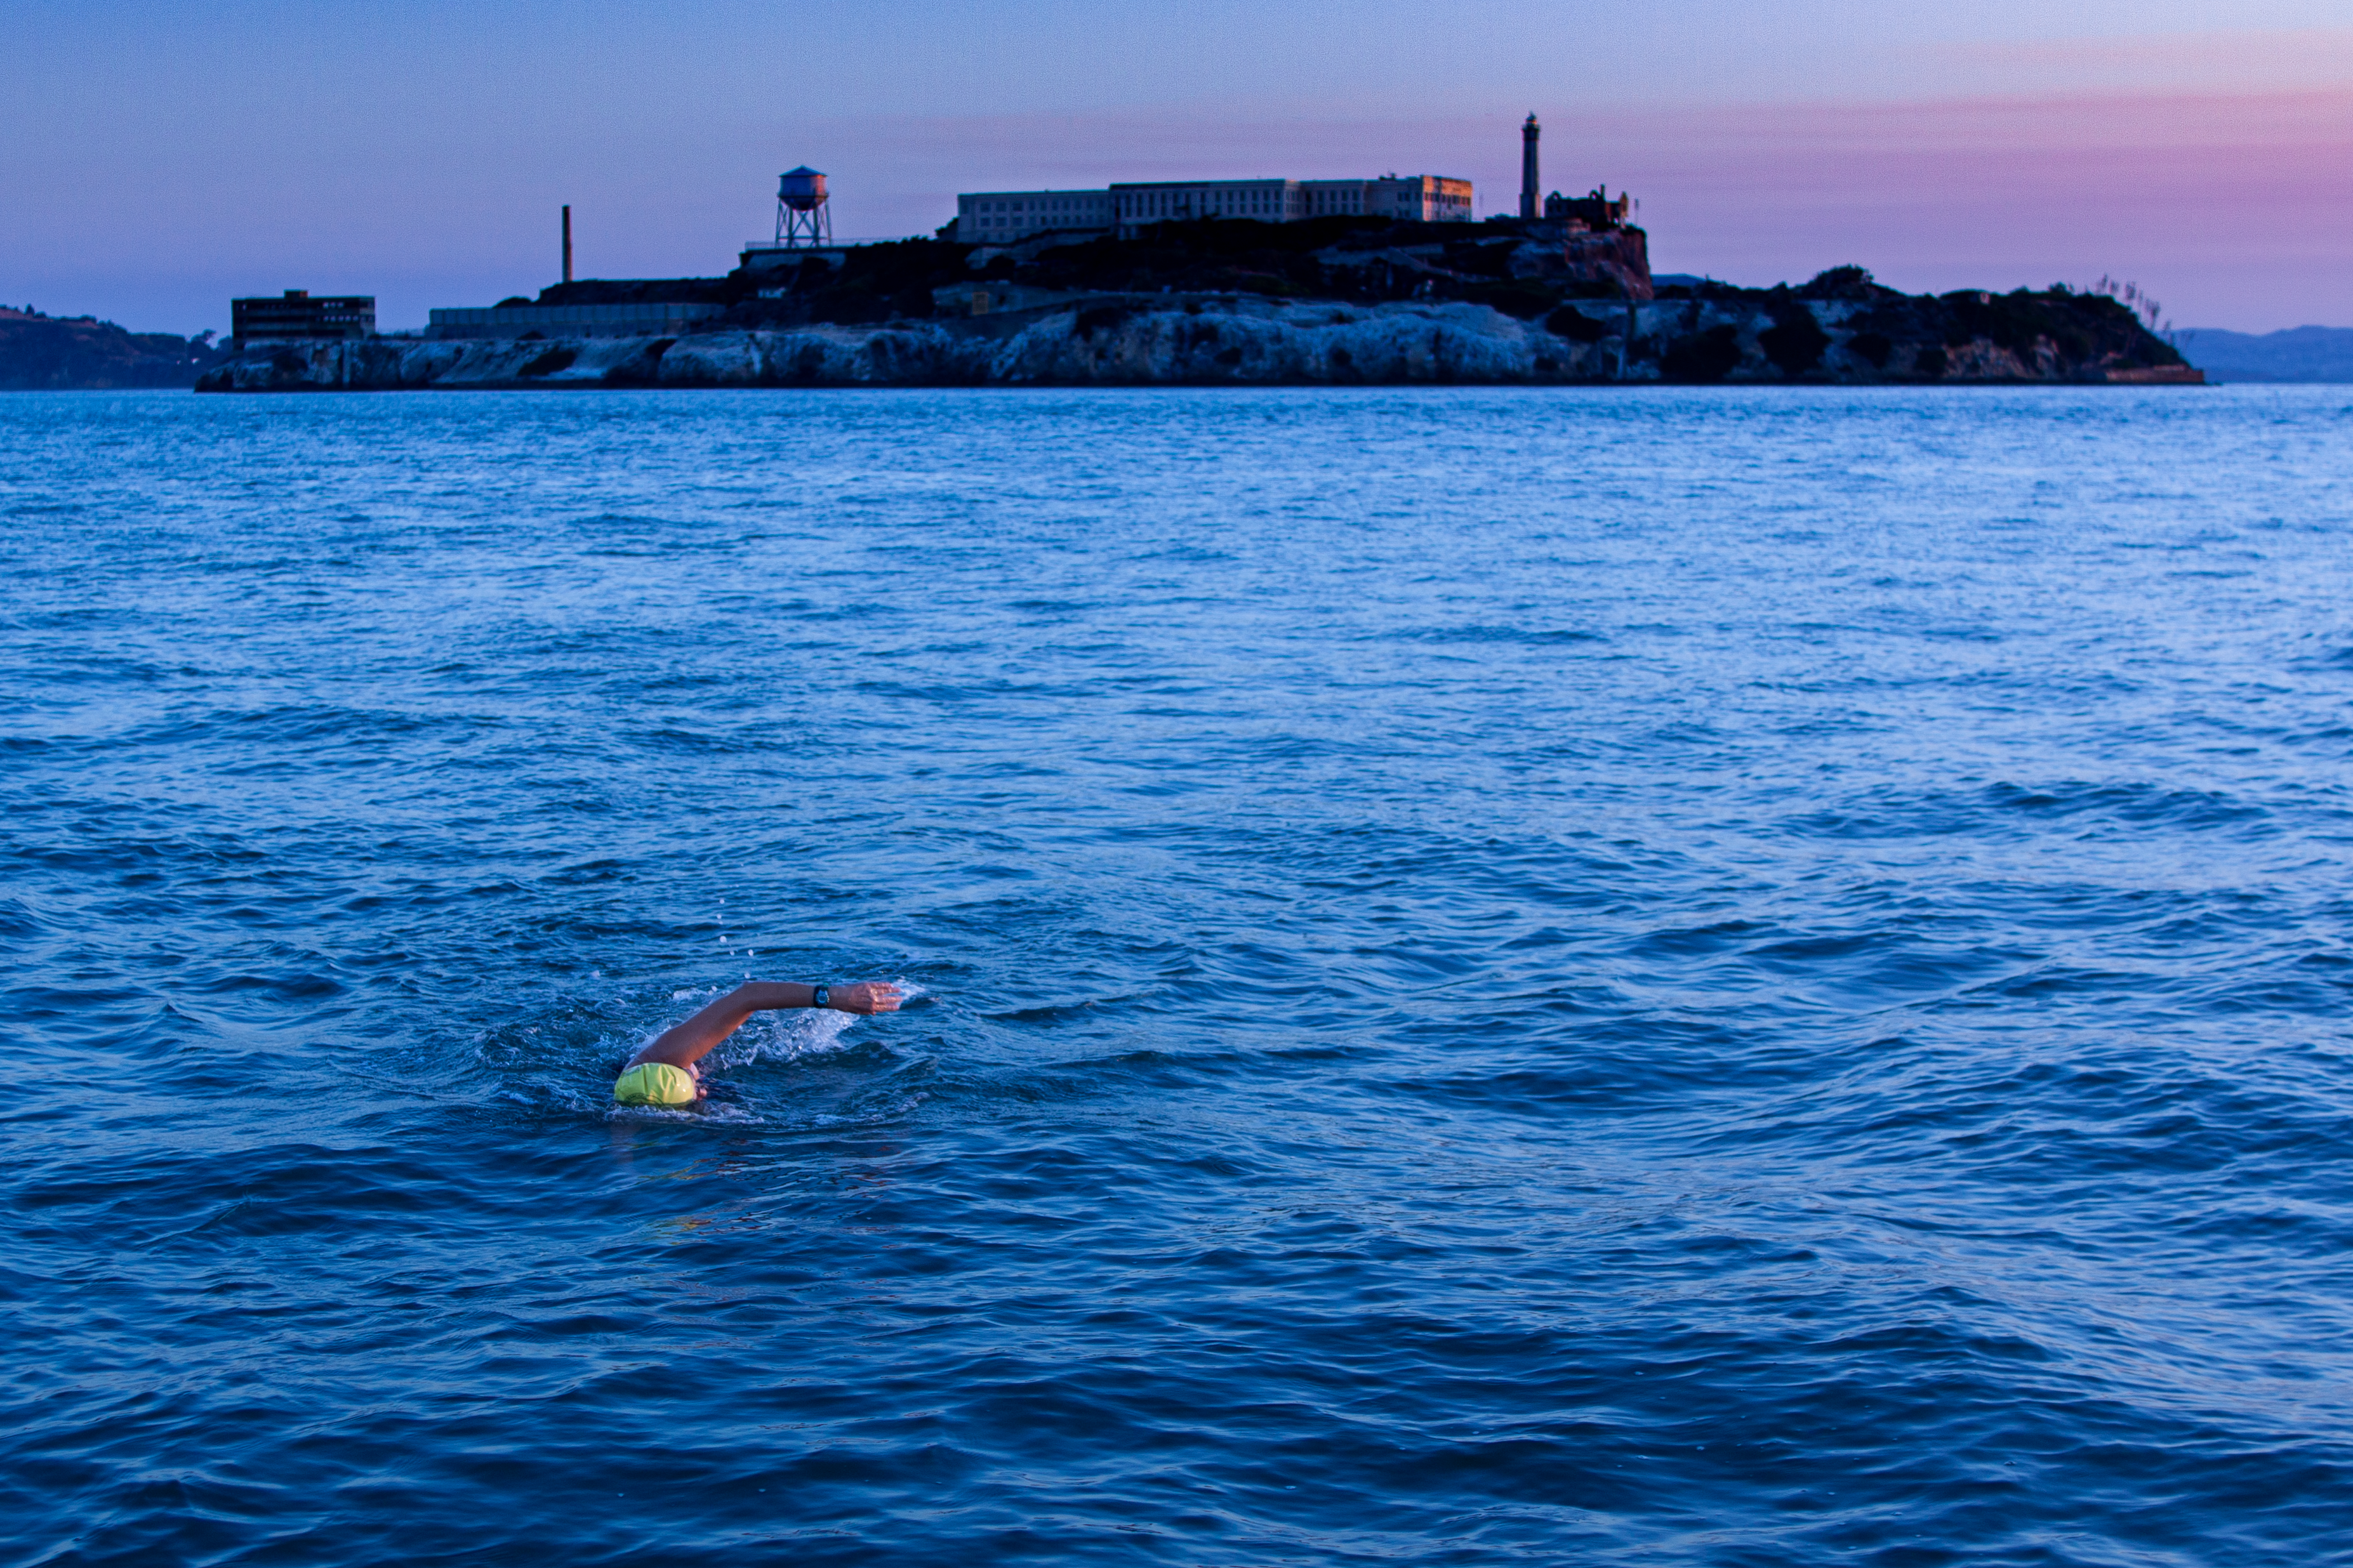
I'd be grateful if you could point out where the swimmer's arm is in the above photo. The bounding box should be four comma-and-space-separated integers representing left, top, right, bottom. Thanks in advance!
627, 980, 906, 1070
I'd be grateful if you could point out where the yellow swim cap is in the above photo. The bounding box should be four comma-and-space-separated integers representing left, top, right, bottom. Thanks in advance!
614, 1062, 696, 1107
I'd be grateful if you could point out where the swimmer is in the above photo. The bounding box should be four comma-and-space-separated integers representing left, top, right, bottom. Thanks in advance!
613, 980, 905, 1107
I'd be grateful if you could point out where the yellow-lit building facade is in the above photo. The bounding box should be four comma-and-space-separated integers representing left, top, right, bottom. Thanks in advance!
955, 176, 1474, 244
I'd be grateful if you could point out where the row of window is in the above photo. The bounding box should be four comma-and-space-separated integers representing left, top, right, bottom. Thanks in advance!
964, 181, 1473, 235
969, 183, 1468, 211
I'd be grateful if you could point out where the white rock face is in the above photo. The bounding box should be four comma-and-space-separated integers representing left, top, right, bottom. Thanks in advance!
201, 301, 1619, 390
995, 301, 1589, 384
196, 294, 2173, 391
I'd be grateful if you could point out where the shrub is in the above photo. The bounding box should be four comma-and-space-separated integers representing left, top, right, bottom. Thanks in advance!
1462, 280, 1557, 320
1074, 303, 1134, 339
1443, 239, 1520, 279
1661, 325, 1742, 381
811, 286, 887, 325
1760, 319, 1826, 376
1545, 306, 1609, 343
1798, 266, 1874, 300
1760, 293, 1829, 376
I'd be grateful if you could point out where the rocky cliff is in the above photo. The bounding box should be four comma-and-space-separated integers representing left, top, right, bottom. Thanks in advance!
200, 272, 2199, 392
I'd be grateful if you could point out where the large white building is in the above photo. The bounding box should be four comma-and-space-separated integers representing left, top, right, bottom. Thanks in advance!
955, 175, 1474, 244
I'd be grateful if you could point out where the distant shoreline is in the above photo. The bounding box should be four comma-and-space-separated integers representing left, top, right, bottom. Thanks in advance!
0, 306, 228, 392
2170, 326, 2353, 383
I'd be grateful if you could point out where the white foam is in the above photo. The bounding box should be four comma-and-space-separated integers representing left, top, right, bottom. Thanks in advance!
709, 977, 922, 1070
710, 1004, 856, 1069
606, 1100, 761, 1124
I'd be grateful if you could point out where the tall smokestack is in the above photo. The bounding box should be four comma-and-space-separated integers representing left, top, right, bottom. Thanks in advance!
1520, 114, 1541, 220
562, 205, 573, 284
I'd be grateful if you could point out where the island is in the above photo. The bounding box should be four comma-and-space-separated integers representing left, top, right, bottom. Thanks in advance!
197, 216, 2197, 392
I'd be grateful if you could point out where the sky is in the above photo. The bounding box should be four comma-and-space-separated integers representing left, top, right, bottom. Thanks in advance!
4, 1, 2348, 335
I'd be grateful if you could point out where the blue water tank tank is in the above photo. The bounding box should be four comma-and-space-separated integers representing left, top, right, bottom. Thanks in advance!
778, 166, 828, 212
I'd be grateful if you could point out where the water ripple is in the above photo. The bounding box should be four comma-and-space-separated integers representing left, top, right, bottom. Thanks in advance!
3, 386, 2352, 1564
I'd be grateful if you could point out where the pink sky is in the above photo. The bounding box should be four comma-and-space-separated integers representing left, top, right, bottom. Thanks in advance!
3, 3, 2347, 334
805, 87, 2352, 331
1575, 88, 2353, 325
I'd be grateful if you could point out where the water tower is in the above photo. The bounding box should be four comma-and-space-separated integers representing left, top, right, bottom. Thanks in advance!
775, 166, 832, 247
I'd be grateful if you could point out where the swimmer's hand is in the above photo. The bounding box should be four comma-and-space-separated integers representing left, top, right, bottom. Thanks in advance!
632, 980, 909, 1074
825, 980, 905, 1015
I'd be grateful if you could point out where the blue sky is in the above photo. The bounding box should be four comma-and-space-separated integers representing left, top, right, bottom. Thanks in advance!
5, 1, 2348, 333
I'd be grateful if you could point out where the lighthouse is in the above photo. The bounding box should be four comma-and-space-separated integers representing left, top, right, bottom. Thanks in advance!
1520, 114, 1541, 220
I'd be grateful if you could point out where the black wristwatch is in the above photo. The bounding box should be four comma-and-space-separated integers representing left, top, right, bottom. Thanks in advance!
811, 984, 831, 1009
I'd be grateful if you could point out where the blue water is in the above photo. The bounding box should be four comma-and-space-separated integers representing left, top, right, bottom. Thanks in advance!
6, 385, 2353, 1565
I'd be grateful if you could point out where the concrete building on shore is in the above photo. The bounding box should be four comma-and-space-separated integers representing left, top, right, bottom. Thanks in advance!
230, 290, 374, 343
955, 175, 1473, 244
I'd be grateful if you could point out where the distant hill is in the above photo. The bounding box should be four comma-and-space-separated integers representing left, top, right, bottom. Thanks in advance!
0, 306, 230, 390
2175, 326, 2353, 383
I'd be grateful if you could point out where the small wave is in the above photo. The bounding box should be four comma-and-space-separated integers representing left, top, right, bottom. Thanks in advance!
1981, 779, 2270, 829
15, 383, 2353, 1565
1386, 623, 1608, 645
606, 1100, 761, 1124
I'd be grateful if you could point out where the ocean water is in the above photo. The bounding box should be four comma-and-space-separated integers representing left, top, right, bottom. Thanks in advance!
5, 385, 2352, 1566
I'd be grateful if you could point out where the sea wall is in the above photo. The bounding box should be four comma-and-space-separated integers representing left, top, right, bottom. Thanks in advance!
197, 295, 2199, 392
